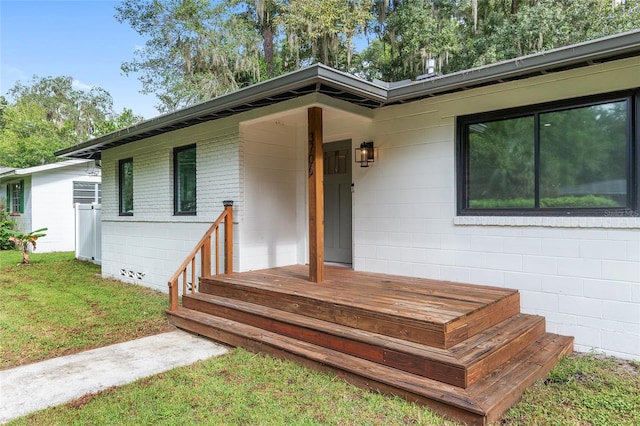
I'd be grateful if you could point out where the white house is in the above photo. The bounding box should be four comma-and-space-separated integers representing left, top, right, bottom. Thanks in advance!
58, 31, 640, 360
1, 159, 101, 253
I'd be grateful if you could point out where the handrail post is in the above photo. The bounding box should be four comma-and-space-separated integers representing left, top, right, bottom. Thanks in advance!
223, 200, 233, 274
168, 279, 178, 311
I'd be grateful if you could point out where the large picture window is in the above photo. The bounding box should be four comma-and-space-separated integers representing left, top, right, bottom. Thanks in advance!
174, 145, 196, 215
457, 92, 638, 216
119, 158, 133, 215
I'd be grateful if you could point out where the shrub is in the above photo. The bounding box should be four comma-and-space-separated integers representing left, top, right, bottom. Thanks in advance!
0, 205, 16, 250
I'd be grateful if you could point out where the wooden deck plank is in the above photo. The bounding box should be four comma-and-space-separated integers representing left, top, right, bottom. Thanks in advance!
207, 265, 517, 321
201, 265, 520, 347
168, 265, 573, 423
468, 333, 574, 423
168, 307, 572, 425
200, 279, 448, 348
168, 308, 487, 422
183, 292, 468, 386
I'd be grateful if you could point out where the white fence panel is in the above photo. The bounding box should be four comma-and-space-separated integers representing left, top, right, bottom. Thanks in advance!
75, 203, 101, 264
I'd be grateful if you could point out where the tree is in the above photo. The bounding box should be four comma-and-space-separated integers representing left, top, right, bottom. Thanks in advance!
116, 0, 372, 111
0, 76, 140, 168
115, 0, 639, 107
93, 108, 144, 136
360, 0, 640, 82
0, 99, 73, 167
231, 0, 282, 77
279, 0, 373, 69
7, 76, 113, 140
116, 0, 263, 113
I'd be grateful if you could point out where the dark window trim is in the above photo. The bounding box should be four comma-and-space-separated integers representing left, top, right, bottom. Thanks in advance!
173, 144, 197, 216
118, 158, 133, 216
457, 89, 639, 217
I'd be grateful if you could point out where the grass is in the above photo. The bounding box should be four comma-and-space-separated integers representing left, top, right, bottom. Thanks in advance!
9, 348, 457, 426
0, 251, 173, 369
2, 252, 639, 425
502, 352, 640, 426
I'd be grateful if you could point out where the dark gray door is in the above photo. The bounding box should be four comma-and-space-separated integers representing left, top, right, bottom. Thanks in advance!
323, 140, 352, 264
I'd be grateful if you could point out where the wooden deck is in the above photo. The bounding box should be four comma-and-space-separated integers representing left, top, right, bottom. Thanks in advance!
167, 265, 573, 425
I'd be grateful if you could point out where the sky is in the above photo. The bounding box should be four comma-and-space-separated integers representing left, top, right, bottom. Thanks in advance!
1, 0, 159, 119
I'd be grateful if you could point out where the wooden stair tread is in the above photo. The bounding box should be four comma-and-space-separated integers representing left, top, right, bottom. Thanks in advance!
168, 307, 484, 415
200, 272, 521, 348
203, 265, 518, 324
184, 292, 545, 388
168, 307, 573, 425
186, 292, 456, 363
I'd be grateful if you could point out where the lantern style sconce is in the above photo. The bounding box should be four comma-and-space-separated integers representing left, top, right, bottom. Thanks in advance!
355, 141, 375, 167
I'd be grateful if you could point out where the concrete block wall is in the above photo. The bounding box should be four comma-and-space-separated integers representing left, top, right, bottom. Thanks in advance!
101, 118, 241, 292
353, 57, 640, 359
240, 120, 302, 270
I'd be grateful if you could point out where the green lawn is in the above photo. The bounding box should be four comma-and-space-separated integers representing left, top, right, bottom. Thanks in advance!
2, 251, 639, 425
0, 251, 173, 369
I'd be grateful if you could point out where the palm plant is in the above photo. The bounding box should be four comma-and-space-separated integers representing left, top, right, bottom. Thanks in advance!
8, 228, 47, 264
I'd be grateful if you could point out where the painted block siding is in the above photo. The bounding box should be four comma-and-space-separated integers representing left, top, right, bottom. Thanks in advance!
1, 161, 101, 253
98, 58, 639, 360
240, 120, 302, 270
352, 57, 640, 360
100, 117, 242, 293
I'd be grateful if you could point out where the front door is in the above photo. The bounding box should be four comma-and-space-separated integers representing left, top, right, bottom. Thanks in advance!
323, 140, 352, 264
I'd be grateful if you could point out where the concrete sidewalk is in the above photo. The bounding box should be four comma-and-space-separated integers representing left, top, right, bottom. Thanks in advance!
0, 331, 228, 423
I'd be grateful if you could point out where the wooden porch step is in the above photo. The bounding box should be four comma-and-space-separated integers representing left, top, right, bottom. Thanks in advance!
168, 307, 573, 425
183, 292, 546, 388
200, 269, 520, 349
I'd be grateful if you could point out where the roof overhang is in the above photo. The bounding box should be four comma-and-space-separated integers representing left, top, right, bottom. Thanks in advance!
0, 159, 93, 179
56, 30, 640, 160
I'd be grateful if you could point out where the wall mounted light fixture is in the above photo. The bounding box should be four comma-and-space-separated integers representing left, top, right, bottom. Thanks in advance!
355, 141, 374, 167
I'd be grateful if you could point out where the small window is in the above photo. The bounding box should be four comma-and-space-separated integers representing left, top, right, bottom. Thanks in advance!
119, 158, 133, 215
457, 92, 637, 216
174, 145, 196, 215
324, 149, 349, 175
73, 182, 102, 204
8, 181, 24, 214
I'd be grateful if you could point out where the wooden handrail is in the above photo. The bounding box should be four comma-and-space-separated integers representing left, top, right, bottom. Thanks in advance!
168, 201, 233, 311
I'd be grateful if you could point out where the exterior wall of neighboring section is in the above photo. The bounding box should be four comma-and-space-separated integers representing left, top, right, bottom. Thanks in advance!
352, 57, 640, 359
0, 161, 100, 253
100, 118, 242, 293
31, 162, 100, 252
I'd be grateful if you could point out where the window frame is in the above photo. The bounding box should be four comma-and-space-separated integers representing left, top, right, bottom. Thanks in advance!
456, 90, 638, 217
118, 158, 133, 216
7, 180, 24, 214
173, 144, 197, 216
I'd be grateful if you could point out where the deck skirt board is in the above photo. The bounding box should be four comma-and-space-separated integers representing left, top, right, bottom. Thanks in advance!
168, 265, 573, 425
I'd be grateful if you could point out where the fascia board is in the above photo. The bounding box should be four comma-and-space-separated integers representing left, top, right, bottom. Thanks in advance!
56, 65, 386, 159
